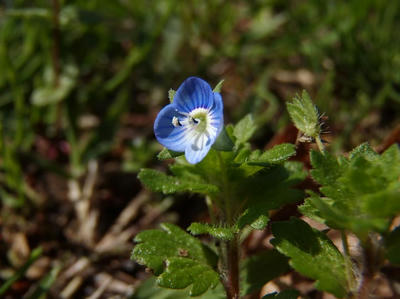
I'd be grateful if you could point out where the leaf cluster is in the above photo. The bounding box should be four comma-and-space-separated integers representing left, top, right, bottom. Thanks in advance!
134, 115, 306, 295
300, 143, 400, 239
139, 114, 306, 232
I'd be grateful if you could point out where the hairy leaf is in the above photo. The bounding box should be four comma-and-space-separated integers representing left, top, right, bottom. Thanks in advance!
306, 144, 400, 237
233, 114, 256, 145
286, 90, 320, 138
271, 218, 348, 298
138, 169, 219, 195
188, 223, 236, 241
168, 88, 176, 103
310, 150, 343, 186
132, 277, 225, 299
248, 144, 296, 165
237, 162, 306, 229
132, 223, 219, 296
241, 144, 297, 176
157, 148, 183, 160
237, 209, 270, 230
157, 257, 220, 296
213, 79, 224, 93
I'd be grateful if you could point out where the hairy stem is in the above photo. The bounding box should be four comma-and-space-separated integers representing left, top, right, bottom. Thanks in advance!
222, 237, 240, 299
341, 230, 356, 294
358, 234, 383, 299
216, 151, 240, 299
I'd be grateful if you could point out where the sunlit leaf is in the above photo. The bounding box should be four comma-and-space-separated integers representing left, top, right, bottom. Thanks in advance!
286, 90, 320, 138
157, 147, 183, 160
132, 223, 219, 296
138, 169, 219, 195
188, 223, 236, 241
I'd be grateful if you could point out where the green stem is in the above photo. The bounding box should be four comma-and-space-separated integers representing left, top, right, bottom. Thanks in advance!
215, 151, 240, 299
341, 230, 350, 257
358, 236, 375, 299
206, 196, 217, 224
341, 230, 355, 293
217, 151, 232, 223
357, 233, 386, 299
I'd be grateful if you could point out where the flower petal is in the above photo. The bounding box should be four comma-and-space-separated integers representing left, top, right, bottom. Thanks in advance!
210, 92, 224, 138
173, 77, 214, 112
154, 104, 190, 152
185, 135, 213, 164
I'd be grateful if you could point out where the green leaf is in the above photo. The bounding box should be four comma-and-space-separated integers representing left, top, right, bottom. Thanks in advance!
132, 223, 217, 274
31, 65, 78, 106
237, 209, 270, 230
247, 144, 296, 166
271, 218, 348, 298
237, 162, 306, 229
386, 226, 400, 265
302, 191, 388, 236
241, 250, 290, 295
168, 89, 176, 103
25, 264, 61, 299
236, 144, 296, 178
349, 143, 378, 161
307, 145, 400, 236
380, 144, 400, 181
0, 248, 42, 296
299, 191, 333, 225
157, 148, 183, 160
233, 145, 252, 164
233, 114, 256, 145
212, 126, 234, 151
188, 223, 236, 241
262, 289, 300, 299
157, 257, 220, 296
138, 169, 219, 195
362, 182, 400, 218
213, 79, 224, 93
132, 223, 219, 296
310, 150, 343, 186
286, 90, 320, 138
132, 277, 225, 299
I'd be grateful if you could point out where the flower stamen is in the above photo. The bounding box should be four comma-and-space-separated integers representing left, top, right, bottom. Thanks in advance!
172, 116, 181, 127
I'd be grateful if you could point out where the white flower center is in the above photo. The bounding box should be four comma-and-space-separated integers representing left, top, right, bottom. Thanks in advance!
172, 108, 218, 150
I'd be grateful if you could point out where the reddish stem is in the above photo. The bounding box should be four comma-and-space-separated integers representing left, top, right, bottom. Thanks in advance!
223, 238, 240, 299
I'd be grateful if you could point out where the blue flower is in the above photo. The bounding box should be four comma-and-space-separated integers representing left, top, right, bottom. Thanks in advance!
154, 77, 224, 164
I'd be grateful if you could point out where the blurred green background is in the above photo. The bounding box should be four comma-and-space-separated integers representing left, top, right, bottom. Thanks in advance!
1, 0, 400, 297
